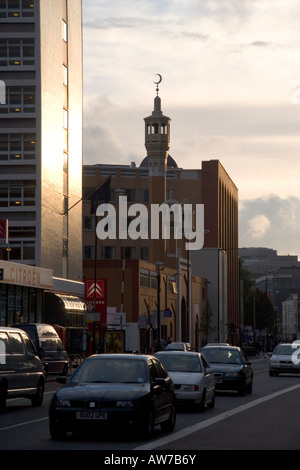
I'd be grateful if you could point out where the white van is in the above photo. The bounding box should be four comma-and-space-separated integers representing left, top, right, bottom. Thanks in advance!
0, 326, 45, 412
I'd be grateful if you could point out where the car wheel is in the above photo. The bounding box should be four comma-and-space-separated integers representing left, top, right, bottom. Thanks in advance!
31, 380, 44, 407
49, 419, 67, 440
237, 381, 246, 396
207, 392, 215, 408
246, 380, 253, 394
198, 390, 206, 412
141, 409, 154, 439
161, 403, 176, 433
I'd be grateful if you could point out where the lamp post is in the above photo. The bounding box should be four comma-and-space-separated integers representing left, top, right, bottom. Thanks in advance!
155, 261, 164, 351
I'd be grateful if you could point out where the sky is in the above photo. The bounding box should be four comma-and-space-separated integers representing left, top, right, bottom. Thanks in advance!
82, 0, 300, 257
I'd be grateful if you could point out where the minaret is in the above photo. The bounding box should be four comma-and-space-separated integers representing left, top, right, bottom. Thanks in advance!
144, 75, 171, 263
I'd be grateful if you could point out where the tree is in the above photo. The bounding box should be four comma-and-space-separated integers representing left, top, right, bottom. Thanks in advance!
200, 300, 213, 343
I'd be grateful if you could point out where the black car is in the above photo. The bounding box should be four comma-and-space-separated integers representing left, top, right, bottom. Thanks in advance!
0, 327, 45, 412
49, 354, 176, 439
200, 345, 253, 396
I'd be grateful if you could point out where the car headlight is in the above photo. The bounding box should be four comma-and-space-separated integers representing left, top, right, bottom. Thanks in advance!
181, 385, 199, 391
57, 399, 71, 408
116, 401, 134, 408
270, 358, 279, 363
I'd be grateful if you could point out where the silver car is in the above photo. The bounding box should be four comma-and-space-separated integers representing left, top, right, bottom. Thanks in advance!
155, 350, 215, 411
269, 342, 300, 376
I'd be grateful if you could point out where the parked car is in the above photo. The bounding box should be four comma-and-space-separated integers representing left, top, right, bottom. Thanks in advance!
201, 345, 253, 395
49, 354, 176, 439
165, 342, 192, 351
0, 326, 45, 412
155, 350, 215, 410
269, 342, 300, 376
12, 323, 69, 377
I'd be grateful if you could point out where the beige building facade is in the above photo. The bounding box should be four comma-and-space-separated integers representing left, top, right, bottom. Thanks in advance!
0, 0, 83, 281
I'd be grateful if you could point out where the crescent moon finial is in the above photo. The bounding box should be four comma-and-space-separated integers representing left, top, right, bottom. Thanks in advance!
153, 74, 162, 95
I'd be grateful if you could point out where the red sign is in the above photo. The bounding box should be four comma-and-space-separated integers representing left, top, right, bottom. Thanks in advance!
85, 279, 107, 322
0, 219, 8, 244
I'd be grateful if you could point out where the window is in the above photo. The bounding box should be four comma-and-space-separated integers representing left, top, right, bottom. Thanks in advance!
8, 226, 36, 239
23, 242, 35, 260
140, 188, 149, 203
141, 246, 149, 260
140, 268, 150, 287
63, 108, 68, 129
123, 188, 136, 202
0, 332, 9, 359
0, 0, 35, 18
151, 272, 157, 289
63, 65, 68, 86
63, 152, 68, 172
0, 86, 35, 114
100, 246, 116, 259
0, 180, 35, 207
152, 123, 159, 134
23, 334, 35, 354
0, 38, 35, 66
10, 332, 23, 355
62, 20, 68, 42
83, 245, 95, 260
168, 276, 177, 294
83, 216, 95, 231
121, 246, 136, 259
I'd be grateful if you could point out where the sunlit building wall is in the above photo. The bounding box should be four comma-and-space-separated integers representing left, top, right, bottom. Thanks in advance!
0, 0, 83, 281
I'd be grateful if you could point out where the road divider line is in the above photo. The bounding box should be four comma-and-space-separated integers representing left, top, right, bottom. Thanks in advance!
134, 383, 300, 450
0, 416, 48, 432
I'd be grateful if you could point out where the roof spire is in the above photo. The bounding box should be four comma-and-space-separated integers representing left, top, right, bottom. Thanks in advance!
153, 74, 162, 96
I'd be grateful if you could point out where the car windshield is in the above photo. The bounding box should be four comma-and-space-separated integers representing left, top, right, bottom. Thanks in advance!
166, 343, 184, 350
157, 354, 202, 373
273, 345, 299, 355
202, 348, 243, 364
71, 357, 147, 384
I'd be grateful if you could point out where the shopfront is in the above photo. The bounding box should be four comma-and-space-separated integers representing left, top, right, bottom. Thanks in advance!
0, 260, 53, 326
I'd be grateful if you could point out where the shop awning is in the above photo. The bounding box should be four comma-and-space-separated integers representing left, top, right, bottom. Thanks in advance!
55, 294, 86, 312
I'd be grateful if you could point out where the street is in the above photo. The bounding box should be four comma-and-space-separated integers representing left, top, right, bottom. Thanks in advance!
0, 356, 299, 453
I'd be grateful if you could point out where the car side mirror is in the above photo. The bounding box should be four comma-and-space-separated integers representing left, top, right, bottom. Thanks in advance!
153, 377, 166, 386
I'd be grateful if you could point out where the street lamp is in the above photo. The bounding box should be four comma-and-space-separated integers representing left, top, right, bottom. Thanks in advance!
155, 261, 164, 351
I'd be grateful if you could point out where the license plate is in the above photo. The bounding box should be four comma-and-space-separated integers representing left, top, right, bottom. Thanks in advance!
215, 379, 222, 383
76, 411, 107, 420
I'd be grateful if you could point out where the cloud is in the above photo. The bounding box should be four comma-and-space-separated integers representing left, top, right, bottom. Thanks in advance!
239, 195, 300, 255
246, 214, 271, 238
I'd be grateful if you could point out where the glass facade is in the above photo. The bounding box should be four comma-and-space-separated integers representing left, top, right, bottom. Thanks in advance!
0, 282, 42, 325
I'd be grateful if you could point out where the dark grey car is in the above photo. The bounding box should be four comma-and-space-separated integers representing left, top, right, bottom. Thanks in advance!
0, 327, 45, 412
201, 345, 253, 396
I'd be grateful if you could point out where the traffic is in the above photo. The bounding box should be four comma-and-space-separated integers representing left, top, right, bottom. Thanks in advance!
1, 328, 300, 450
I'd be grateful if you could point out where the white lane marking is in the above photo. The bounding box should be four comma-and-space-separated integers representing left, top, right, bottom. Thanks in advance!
134, 383, 300, 450
0, 417, 48, 431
